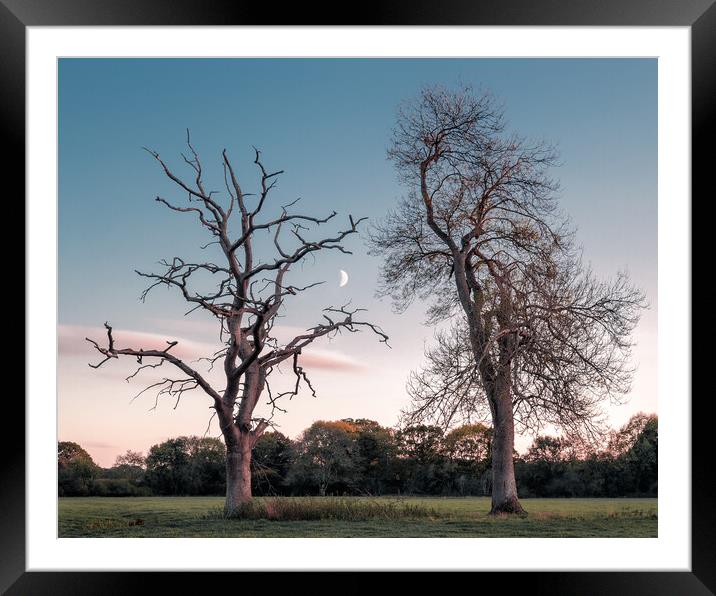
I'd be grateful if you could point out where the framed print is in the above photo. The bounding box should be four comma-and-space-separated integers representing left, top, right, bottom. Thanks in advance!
5, 0, 711, 593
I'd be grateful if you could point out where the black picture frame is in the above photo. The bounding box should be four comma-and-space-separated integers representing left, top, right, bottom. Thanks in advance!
5, 1, 709, 593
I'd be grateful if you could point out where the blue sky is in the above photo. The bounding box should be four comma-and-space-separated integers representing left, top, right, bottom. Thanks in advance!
58, 58, 657, 465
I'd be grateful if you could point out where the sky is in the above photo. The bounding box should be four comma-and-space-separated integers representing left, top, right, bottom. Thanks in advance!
58, 58, 657, 467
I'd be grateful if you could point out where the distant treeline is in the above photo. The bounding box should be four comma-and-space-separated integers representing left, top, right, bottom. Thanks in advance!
58, 413, 657, 499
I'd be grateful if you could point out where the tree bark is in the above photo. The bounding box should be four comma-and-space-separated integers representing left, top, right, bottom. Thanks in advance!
488, 382, 525, 515
224, 431, 252, 515
223, 366, 265, 515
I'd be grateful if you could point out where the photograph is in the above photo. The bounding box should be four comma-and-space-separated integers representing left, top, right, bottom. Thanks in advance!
57, 57, 658, 539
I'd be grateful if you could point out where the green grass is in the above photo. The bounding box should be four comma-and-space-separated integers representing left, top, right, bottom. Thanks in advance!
58, 496, 657, 538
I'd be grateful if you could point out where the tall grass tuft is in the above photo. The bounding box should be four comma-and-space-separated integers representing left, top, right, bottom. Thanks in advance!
205, 498, 439, 521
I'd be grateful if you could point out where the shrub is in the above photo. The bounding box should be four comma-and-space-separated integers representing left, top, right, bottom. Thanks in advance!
91, 478, 150, 497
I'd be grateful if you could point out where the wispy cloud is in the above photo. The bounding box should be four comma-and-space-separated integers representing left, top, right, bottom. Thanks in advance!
58, 324, 216, 361
294, 350, 363, 371
80, 441, 120, 450
59, 324, 363, 372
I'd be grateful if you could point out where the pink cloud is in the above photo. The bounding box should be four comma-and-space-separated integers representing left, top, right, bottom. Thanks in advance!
296, 350, 363, 371
80, 441, 120, 450
59, 324, 363, 372
58, 324, 215, 361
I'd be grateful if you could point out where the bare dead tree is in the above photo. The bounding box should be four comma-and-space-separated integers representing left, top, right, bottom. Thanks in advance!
87, 132, 388, 514
370, 85, 645, 514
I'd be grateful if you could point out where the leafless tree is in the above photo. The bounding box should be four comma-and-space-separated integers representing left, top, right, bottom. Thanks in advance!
87, 133, 388, 514
370, 85, 645, 514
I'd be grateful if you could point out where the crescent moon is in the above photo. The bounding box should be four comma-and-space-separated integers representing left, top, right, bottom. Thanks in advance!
339, 270, 349, 287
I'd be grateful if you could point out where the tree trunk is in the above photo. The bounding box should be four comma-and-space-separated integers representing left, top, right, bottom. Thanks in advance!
489, 387, 525, 515
223, 366, 265, 516
224, 431, 252, 515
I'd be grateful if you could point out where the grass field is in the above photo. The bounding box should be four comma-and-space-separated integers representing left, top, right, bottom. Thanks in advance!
58, 496, 657, 538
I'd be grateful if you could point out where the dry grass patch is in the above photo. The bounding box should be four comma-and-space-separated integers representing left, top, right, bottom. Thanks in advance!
209, 497, 439, 521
